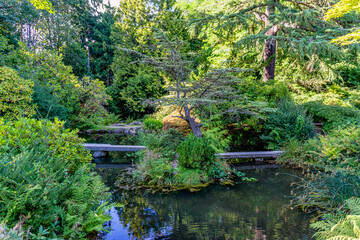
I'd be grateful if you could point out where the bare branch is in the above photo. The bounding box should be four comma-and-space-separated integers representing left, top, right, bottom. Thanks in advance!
283, 0, 316, 9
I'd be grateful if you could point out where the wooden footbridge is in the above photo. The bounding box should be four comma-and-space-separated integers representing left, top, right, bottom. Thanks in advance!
83, 143, 284, 159
83, 143, 147, 152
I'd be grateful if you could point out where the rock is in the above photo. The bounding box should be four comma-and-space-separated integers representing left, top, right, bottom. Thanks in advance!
85, 129, 95, 134
129, 121, 143, 125
111, 123, 126, 126
162, 109, 200, 134
93, 151, 108, 158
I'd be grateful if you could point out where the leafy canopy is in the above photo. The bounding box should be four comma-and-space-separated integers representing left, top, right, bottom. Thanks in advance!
325, 0, 360, 45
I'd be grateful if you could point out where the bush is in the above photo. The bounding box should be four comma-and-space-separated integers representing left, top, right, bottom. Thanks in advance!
138, 129, 185, 153
0, 118, 111, 239
261, 99, 315, 150
133, 154, 175, 186
0, 149, 111, 239
176, 134, 216, 169
0, 118, 91, 171
0, 66, 34, 119
303, 101, 360, 131
311, 198, 360, 240
292, 170, 360, 213
279, 124, 360, 170
143, 117, 163, 131
238, 77, 289, 105
32, 81, 70, 122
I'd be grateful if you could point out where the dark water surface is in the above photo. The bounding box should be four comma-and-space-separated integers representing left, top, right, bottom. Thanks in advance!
96, 167, 313, 240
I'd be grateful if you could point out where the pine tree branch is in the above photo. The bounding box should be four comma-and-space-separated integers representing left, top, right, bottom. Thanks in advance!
283, 0, 316, 9
253, 11, 267, 22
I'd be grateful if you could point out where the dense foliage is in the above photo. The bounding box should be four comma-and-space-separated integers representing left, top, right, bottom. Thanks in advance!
125, 131, 245, 191
0, 66, 34, 119
0, 118, 111, 238
177, 134, 216, 169
2, 0, 360, 238
261, 100, 315, 149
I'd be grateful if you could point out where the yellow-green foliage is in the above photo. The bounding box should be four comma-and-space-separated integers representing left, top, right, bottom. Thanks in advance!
30, 0, 54, 13
325, 0, 360, 45
0, 118, 92, 170
292, 85, 360, 109
29, 51, 83, 113
0, 66, 34, 119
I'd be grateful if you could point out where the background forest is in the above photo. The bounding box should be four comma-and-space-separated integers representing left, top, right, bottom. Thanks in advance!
1, 0, 360, 239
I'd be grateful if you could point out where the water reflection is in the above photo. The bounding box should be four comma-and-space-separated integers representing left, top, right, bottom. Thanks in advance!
97, 167, 312, 240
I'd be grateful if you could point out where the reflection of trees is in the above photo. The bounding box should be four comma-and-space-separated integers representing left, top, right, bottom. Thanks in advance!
106, 168, 313, 240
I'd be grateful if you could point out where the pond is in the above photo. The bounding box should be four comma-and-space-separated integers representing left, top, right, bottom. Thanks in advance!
96, 166, 313, 240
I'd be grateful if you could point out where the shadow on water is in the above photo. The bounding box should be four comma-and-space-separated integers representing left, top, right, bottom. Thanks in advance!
96, 167, 313, 240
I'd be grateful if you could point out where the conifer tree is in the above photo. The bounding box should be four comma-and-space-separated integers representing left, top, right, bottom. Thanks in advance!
180, 0, 358, 82
120, 31, 247, 137
110, 0, 188, 117
325, 0, 360, 45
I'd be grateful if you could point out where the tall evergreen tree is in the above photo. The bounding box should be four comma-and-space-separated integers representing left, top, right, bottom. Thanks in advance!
180, 0, 359, 83
109, 0, 177, 117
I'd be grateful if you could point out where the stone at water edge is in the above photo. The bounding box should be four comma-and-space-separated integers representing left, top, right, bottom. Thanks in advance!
93, 151, 108, 158
129, 121, 143, 125
111, 123, 126, 126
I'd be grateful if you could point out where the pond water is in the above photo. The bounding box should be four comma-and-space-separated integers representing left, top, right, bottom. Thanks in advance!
96, 167, 313, 240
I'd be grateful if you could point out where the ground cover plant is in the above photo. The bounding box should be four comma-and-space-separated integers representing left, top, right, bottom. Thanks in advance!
0, 118, 111, 239
279, 124, 360, 238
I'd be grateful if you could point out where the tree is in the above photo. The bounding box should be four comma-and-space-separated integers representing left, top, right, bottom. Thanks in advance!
121, 31, 247, 137
0, 66, 34, 119
325, 0, 360, 45
179, 0, 355, 82
109, 0, 172, 117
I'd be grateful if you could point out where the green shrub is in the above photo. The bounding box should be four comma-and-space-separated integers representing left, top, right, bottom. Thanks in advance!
176, 134, 216, 169
261, 99, 315, 150
334, 62, 360, 87
174, 168, 208, 186
303, 101, 360, 131
133, 154, 175, 186
292, 170, 360, 213
238, 77, 289, 105
132, 132, 241, 190
279, 124, 360, 170
0, 118, 92, 171
32, 81, 70, 122
138, 129, 184, 153
143, 117, 163, 131
0, 66, 35, 119
0, 149, 111, 239
311, 198, 360, 240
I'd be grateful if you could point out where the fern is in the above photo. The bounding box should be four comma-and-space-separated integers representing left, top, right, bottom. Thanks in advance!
312, 198, 360, 240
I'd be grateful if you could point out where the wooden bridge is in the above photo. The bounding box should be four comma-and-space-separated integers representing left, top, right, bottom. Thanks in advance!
83, 143, 147, 152
83, 144, 284, 159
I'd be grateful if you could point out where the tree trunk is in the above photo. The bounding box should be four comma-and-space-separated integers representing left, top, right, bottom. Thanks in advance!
87, 44, 91, 76
188, 117, 202, 138
183, 107, 202, 138
262, 4, 278, 82
263, 37, 276, 82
